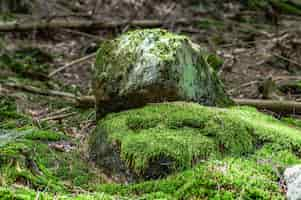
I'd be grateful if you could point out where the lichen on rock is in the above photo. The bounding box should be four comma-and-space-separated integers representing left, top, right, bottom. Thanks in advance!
93, 29, 232, 119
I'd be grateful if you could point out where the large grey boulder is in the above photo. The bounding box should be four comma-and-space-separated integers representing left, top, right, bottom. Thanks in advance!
93, 29, 232, 118
284, 165, 301, 200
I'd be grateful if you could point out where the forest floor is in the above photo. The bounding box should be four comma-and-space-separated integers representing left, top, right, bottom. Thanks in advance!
1, 0, 301, 198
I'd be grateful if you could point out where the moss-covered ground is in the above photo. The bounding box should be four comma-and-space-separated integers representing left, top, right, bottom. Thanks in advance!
0, 96, 109, 199
3, 88, 301, 199
3, 94, 301, 199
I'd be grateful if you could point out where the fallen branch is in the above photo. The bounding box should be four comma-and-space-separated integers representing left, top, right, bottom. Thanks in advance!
2, 82, 76, 99
2, 81, 96, 108
234, 98, 301, 114
0, 18, 194, 32
48, 52, 96, 77
40, 112, 77, 122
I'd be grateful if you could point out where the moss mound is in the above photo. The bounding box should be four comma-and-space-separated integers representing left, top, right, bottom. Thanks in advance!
90, 102, 301, 179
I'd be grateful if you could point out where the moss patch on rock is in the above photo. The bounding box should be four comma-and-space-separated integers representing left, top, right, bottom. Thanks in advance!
90, 102, 301, 180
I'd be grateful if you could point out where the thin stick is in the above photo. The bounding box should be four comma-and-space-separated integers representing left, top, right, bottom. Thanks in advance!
42, 107, 72, 120
40, 112, 77, 122
48, 52, 97, 77
1, 82, 76, 99
228, 80, 259, 94
1, 82, 95, 107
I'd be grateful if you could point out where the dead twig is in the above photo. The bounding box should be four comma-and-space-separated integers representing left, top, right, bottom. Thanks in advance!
2, 82, 76, 99
228, 80, 259, 94
40, 112, 77, 122
48, 52, 97, 77
44, 107, 72, 118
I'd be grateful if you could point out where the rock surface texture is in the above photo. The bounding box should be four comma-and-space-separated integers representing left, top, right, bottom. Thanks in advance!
93, 29, 231, 118
284, 165, 301, 200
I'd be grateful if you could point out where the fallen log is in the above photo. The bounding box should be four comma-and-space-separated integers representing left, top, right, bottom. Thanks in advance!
234, 98, 301, 114
0, 18, 194, 32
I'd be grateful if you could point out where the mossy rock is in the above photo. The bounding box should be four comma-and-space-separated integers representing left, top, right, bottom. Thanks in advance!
90, 102, 301, 181
93, 29, 232, 119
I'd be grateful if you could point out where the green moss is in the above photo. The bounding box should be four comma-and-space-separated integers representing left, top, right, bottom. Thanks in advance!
270, 0, 301, 15
3, 102, 301, 199
0, 96, 31, 129
91, 103, 301, 178
0, 128, 103, 194
0, 186, 122, 200
0, 48, 52, 80
97, 143, 300, 199
0, 107, 103, 195
246, 0, 301, 15
23, 128, 67, 141
198, 18, 225, 30
0, 13, 16, 22
281, 117, 301, 129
